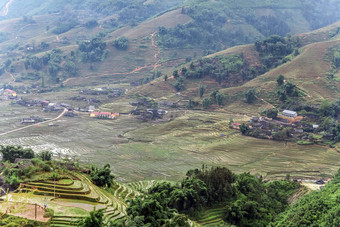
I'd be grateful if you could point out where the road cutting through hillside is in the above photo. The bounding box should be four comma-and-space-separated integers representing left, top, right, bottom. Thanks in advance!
0, 108, 67, 137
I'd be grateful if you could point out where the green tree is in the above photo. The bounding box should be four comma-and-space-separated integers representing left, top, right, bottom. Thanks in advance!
5, 173, 21, 188
239, 123, 249, 135
319, 100, 334, 117
79, 38, 107, 62
90, 164, 114, 187
245, 89, 256, 104
126, 194, 174, 226
264, 108, 278, 118
273, 128, 291, 141
284, 81, 296, 95
173, 70, 179, 79
199, 85, 206, 98
277, 74, 284, 86
0, 145, 35, 163
84, 20, 99, 29
278, 90, 287, 102
181, 67, 187, 76
165, 214, 190, 227
202, 97, 211, 109
64, 60, 78, 76
112, 36, 129, 50
272, 168, 340, 226
216, 93, 225, 106
78, 208, 104, 227
39, 151, 52, 161
210, 90, 219, 101
173, 80, 184, 91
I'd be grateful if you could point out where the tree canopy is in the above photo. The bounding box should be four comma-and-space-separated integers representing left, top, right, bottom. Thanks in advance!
0, 145, 35, 163
90, 164, 114, 187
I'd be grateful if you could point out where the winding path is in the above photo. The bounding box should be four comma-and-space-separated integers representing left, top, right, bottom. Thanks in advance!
1, 0, 14, 16
5, 70, 15, 85
0, 108, 67, 137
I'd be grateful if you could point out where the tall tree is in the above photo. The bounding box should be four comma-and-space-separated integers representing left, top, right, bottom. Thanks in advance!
199, 85, 206, 98
245, 89, 256, 104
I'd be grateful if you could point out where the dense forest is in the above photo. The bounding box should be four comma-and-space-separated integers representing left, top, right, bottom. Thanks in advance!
157, 0, 340, 51
1, 0, 184, 26
122, 166, 300, 227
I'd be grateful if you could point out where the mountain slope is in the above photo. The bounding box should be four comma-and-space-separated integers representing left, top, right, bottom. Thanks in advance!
130, 19, 340, 110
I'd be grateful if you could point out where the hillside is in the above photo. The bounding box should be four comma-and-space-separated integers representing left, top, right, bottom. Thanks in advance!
0, 0, 340, 90
131, 19, 340, 106
273, 168, 340, 226
0, 1, 339, 226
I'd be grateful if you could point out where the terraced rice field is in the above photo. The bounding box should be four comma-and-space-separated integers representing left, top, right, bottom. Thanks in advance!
196, 207, 228, 226
1, 173, 142, 226
0, 100, 339, 182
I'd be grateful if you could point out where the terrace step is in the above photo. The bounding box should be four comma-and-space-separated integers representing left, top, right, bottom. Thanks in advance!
50, 216, 81, 227
196, 207, 226, 226
22, 188, 103, 203
21, 183, 89, 195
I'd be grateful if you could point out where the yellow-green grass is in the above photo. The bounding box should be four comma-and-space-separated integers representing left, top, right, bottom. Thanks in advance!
196, 207, 227, 226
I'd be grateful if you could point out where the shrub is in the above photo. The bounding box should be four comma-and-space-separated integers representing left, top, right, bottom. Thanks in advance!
245, 89, 256, 104
43, 208, 54, 218
112, 36, 129, 50
84, 20, 98, 29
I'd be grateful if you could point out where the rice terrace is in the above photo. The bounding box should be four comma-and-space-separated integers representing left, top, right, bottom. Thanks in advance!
0, 0, 339, 226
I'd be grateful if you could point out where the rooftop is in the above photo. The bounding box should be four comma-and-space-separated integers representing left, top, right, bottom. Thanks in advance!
283, 110, 297, 114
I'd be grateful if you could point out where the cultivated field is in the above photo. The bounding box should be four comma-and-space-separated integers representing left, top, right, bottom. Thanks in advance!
0, 99, 338, 182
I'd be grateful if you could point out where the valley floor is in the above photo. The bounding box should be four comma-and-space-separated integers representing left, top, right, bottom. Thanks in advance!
0, 97, 339, 182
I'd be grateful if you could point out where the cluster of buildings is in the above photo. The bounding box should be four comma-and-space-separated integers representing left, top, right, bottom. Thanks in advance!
233, 110, 322, 141
90, 112, 119, 119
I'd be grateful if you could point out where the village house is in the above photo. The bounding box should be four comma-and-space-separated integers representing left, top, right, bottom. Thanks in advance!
282, 110, 298, 118
3, 89, 17, 98
21, 116, 43, 124
157, 109, 167, 115
21, 118, 36, 124
90, 112, 119, 119
60, 103, 73, 110
44, 103, 64, 111
88, 106, 95, 112
64, 111, 77, 117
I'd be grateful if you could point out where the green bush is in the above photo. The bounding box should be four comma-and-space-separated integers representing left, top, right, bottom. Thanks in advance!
43, 208, 54, 218
112, 36, 129, 50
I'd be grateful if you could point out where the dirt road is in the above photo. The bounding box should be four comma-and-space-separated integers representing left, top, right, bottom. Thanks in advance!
0, 108, 67, 137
